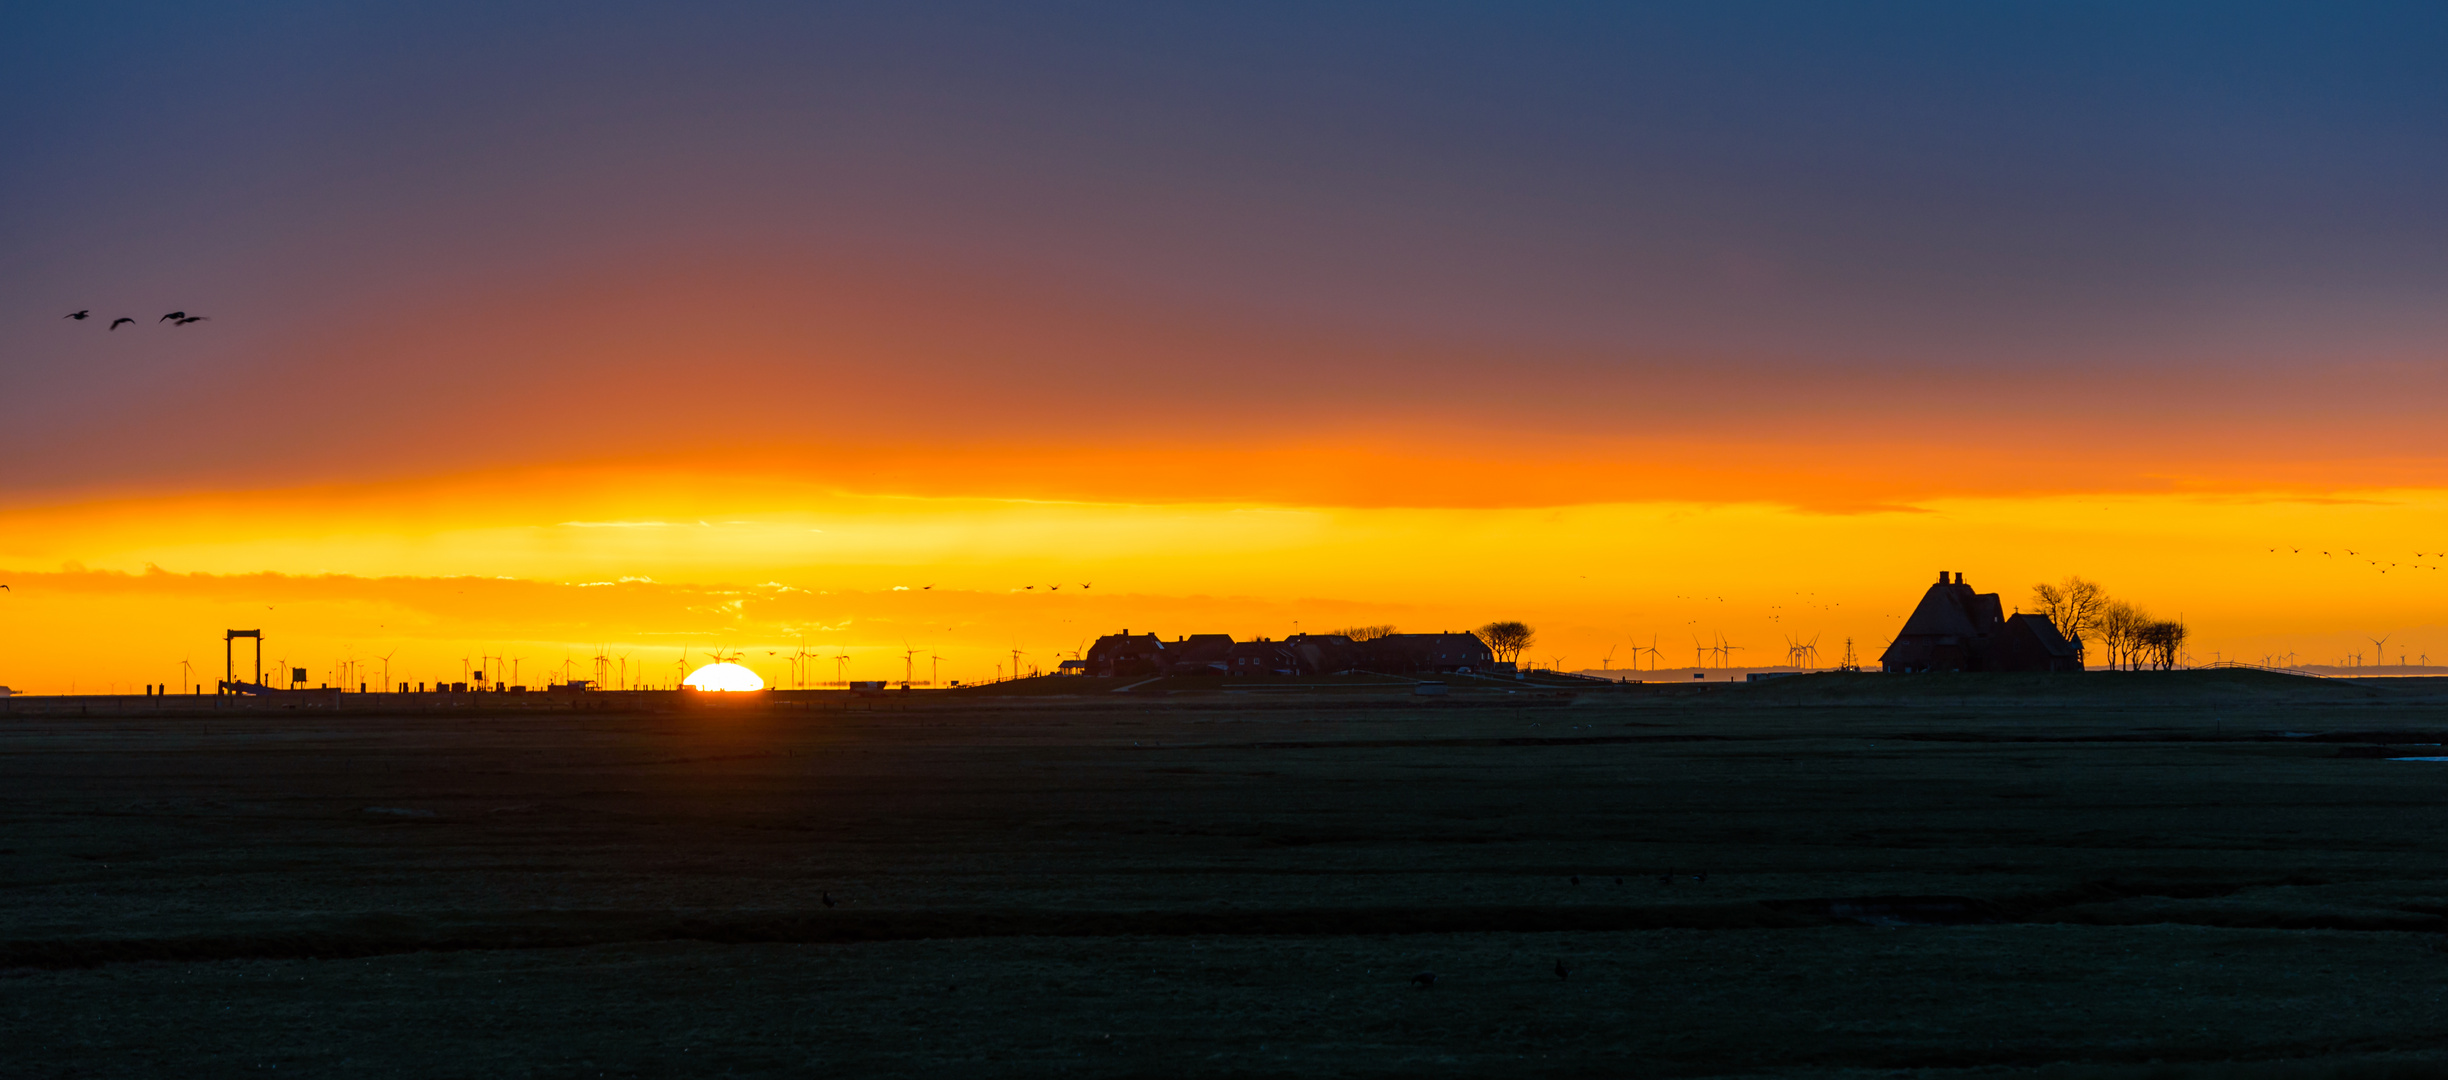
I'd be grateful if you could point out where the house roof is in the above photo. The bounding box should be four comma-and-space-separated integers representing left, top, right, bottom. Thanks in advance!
1894, 583, 1985, 639
2003, 613, 2078, 658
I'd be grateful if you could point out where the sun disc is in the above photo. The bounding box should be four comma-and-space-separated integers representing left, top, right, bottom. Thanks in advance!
682, 662, 765, 692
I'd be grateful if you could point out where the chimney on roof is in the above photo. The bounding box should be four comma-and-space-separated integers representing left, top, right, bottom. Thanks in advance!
1937, 570, 1947, 584
1954, 572, 1964, 585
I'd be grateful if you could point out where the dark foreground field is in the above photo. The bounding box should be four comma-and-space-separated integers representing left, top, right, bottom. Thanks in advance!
10, 670, 2448, 1078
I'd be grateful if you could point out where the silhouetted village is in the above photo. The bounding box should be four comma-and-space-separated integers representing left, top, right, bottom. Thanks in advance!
1079, 630, 1504, 678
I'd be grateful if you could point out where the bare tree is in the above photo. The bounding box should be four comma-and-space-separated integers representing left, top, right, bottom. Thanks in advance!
2137, 619, 2188, 669
2096, 600, 2146, 670
1475, 621, 1536, 665
2030, 577, 2105, 665
1332, 625, 1399, 642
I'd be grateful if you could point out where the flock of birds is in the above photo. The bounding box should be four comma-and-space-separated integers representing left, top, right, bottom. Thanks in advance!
2268, 548, 2443, 575
64, 309, 208, 328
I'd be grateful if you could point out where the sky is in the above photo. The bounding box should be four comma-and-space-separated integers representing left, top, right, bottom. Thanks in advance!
6, 2, 2448, 690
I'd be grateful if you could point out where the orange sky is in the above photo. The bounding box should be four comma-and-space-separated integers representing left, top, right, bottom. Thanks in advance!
10, 8, 2448, 690
4, 461, 2446, 692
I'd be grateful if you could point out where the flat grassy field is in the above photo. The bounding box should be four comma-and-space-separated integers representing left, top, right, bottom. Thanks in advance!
10, 671, 2448, 1077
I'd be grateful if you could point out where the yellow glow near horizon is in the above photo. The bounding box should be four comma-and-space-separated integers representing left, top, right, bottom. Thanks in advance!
2, 467, 2447, 692
682, 662, 765, 692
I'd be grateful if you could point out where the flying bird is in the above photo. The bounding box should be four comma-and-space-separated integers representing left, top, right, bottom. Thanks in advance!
1081, 583, 1092, 589
1410, 971, 1437, 990
108, 317, 134, 330
1554, 959, 1571, 981
65, 310, 89, 320
821, 891, 837, 909
175, 316, 207, 325
159, 311, 185, 322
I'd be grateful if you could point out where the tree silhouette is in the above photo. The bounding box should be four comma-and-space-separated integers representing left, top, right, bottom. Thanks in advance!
1476, 621, 1536, 664
2029, 576, 2105, 665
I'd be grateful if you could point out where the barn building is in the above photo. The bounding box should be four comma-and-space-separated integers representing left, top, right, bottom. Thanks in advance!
1081, 629, 1498, 677
1880, 571, 2081, 673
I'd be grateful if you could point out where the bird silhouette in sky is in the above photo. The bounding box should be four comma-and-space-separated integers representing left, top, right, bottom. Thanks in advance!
1081, 583, 1092, 589
1049, 585, 1061, 590
922, 585, 933, 590
108, 317, 134, 330
65, 310, 89, 320
175, 316, 207, 325
159, 311, 185, 322
1024, 585, 1034, 590
1554, 959, 1571, 981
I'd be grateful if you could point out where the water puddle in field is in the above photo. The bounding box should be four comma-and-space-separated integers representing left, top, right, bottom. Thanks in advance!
2389, 757, 2448, 762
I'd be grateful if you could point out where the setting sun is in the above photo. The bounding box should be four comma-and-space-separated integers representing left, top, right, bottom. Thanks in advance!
681, 662, 765, 692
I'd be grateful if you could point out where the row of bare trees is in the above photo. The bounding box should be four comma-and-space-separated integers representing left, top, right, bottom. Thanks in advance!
2029, 577, 2188, 670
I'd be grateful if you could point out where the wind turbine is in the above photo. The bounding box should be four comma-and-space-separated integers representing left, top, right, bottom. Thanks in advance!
930, 652, 945, 687
178, 657, 195, 695
833, 652, 850, 686
2370, 634, 2392, 671
1600, 645, 1617, 672
376, 649, 397, 693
